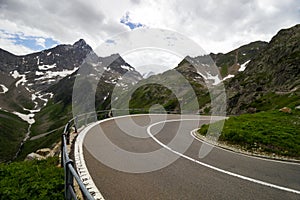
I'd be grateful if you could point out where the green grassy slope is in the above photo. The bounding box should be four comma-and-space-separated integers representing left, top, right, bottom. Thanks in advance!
0, 157, 64, 200
17, 100, 72, 161
198, 110, 300, 158
0, 110, 28, 162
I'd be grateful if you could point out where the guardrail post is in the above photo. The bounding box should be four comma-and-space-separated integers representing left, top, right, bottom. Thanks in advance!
74, 116, 78, 133
85, 114, 88, 126
65, 159, 75, 200
94, 112, 97, 122
61, 134, 65, 167
66, 123, 71, 145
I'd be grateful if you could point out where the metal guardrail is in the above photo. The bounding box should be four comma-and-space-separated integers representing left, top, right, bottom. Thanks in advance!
61, 110, 114, 200
61, 118, 94, 200
61, 109, 197, 199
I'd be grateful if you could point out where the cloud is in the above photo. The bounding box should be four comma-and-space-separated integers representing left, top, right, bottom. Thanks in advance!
35, 38, 46, 48
120, 12, 145, 30
123, 0, 300, 53
0, 37, 33, 55
0, 29, 59, 55
105, 39, 116, 45
0, 0, 299, 59
130, 0, 141, 4
123, 49, 182, 75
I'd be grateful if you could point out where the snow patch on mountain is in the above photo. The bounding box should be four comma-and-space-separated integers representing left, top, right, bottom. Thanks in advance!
35, 67, 79, 81
23, 107, 41, 113
38, 63, 57, 70
13, 111, 35, 124
35, 71, 44, 76
10, 70, 27, 87
35, 92, 54, 106
223, 74, 235, 81
121, 65, 133, 71
198, 71, 221, 85
238, 60, 251, 72
10, 92, 54, 125
0, 84, 8, 94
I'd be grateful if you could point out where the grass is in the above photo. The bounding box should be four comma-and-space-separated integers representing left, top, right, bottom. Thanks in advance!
0, 110, 28, 163
198, 110, 300, 158
249, 92, 300, 111
31, 100, 72, 137
16, 100, 71, 161
0, 157, 64, 200
0, 99, 71, 162
16, 130, 62, 161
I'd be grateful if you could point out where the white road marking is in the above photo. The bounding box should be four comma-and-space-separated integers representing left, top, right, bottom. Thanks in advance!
75, 121, 105, 200
147, 119, 300, 195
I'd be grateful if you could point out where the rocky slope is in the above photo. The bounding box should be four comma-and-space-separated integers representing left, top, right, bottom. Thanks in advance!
211, 41, 267, 78
0, 40, 142, 162
0, 39, 92, 114
0, 40, 93, 162
129, 24, 300, 115
127, 41, 267, 113
226, 24, 300, 114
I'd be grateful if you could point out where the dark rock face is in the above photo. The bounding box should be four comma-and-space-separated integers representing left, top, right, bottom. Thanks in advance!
0, 39, 142, 113
48, 53, 142, 110
0, 39, 92, 90
0, 39, 93, 112
226, 24, 300, 114
210, 41, 268, 78
126, 40, 270, 114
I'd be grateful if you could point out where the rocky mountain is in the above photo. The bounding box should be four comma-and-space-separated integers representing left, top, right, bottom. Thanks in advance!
0, 39, 95, 162
0, 39, 142, 162
211, 41, 268, 79
0, 39, 92, 113
226, 24, 300, 114
127, 40, 268, 114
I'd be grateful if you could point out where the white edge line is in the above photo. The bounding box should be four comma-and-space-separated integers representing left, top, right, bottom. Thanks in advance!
74, 113, 176, 200
190, 129, 300, 166
146, 119, 300, 195
75, 121, 104, 200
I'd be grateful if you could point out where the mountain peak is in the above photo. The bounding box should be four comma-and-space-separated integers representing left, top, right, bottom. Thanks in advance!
73, 39, 87, 46
72, 39, 93, 52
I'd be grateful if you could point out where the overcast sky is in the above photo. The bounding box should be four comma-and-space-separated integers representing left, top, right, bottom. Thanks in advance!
0, 0, 299, 73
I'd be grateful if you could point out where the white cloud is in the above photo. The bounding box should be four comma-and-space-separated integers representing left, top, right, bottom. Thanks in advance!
0, 36, 33, 55
0, 0, 299, 56
35, 38, 46, 48
123, 49, 182, 75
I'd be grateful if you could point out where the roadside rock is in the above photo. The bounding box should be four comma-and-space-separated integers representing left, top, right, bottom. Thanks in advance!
279, 107, 292, 113
247, 107, 257, 113
25, 141, 62, 161
36, 148, 52, 157
25, 153, 45, 161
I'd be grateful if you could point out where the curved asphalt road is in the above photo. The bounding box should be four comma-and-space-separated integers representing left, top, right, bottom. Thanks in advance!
82, 114, 300, 200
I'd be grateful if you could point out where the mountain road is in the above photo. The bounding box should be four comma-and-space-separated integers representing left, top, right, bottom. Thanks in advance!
80, 114, 300, 200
